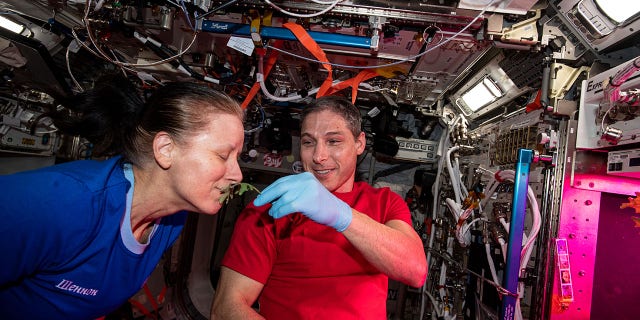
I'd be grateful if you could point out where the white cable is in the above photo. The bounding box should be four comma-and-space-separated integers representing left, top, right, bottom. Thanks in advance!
600, 104, 613, 132
492, 169, 541, 320
65, 43, 84, 92
499, 217, 510, 234
520, 187, 541, 268
461, 217, 485, 238
257, 55, 320, 101
457, 216, 484, 247
263, 0, 341, 18
605, 56, 640, 105
263, 0, 500, 70
479, 179, 499, 209
485, 243, 500, 286
310, 0, 340, 4
446, 146, 462, 205
445, 198, 461, 221
438, 236, 455, 310
421, 127, 449, 320
424, 291, 444, 318
81, 0, 198, 69
178, 0, 196, 31
498, 238, 507, 263
94, 0, 106, 10
357, 83, 391, 93
454, 157, 469, 198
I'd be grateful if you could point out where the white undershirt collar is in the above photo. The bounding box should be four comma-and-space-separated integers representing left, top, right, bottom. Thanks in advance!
121, 163, 159, 254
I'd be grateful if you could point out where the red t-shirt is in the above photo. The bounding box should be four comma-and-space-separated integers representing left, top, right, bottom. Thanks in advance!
222, 181, 412, 319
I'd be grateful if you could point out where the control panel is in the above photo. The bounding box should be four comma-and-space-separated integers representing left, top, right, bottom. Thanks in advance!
394, 137, 438, 162
607, 148, 640, 178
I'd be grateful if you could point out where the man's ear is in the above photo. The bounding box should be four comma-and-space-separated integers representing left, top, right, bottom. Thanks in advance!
153, 132, 174, 169
355, 131, 366, 155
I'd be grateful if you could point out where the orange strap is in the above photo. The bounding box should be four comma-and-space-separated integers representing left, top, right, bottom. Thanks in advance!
128, 283, 162, 320
246, 23, 379, 104
143, 283, 159, 313
241, 41, 283, 110
282, 22, 334, 98
157, 285, 168, 304
129, 298, 155, 319
326, 69, 379, 104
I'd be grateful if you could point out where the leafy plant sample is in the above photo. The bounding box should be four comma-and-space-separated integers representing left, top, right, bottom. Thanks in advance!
219, 182, 261, 204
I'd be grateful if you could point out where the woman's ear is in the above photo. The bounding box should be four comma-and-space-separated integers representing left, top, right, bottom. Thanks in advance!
153, 132, 174, 169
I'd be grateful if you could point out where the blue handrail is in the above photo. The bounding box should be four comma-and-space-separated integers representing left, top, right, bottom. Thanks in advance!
500, 148, 534, 320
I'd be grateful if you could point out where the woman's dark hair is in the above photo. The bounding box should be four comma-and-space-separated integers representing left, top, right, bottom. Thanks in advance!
300, 96, 362, 138
54, 74, 243, 165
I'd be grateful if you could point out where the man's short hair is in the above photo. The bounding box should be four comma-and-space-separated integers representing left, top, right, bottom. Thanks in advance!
301, 96, 362, 138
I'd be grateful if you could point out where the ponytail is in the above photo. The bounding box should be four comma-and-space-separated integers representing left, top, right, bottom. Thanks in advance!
53, 75, 243, 165
53, 73, 144, 157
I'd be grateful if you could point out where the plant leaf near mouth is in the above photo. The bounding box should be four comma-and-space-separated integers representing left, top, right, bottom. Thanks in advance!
218, 182, 261, 204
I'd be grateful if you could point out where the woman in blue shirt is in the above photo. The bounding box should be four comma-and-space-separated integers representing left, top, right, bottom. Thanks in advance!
0, 76, 245, 319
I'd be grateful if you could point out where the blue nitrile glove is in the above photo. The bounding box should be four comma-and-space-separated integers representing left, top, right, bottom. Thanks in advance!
253, 172, 353, 232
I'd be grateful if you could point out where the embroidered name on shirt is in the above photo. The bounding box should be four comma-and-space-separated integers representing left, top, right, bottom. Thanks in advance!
55, 279, 99, 296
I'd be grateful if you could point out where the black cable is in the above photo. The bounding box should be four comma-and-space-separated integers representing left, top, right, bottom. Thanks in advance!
196, 0, 242, 20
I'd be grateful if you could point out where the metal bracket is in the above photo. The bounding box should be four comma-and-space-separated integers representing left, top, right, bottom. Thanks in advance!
548, 62, 590, 103
368, 15, 386, 52
502, 10, 541, 45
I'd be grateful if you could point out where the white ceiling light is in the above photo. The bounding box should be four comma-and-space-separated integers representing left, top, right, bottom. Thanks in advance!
460, 77, 503, 112
594, 0, 640, 24
0, 15, 25, 34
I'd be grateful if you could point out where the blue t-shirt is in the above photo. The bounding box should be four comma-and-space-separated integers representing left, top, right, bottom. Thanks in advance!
0, 156, 186, 319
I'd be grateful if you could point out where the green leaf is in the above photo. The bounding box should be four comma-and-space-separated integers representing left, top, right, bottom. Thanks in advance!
237, 183, 260, 196
218, 182, 260, 204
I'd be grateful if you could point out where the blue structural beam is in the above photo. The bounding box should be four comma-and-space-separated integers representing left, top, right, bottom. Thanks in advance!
200, 21, 372, 50
500, 149, 534, 320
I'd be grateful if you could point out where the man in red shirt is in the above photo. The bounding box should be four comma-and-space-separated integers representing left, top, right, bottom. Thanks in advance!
212, 96, 427, 319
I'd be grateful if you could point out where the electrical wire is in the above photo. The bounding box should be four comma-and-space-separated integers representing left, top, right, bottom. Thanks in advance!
178, 0, 196, 32
65, 42, 84, 93
421, 126, 450, 320
600, 56, 640, 132
454, 157, 469, 198
485, 243, 500, 285
446, 145, 463, 205
357, 83, 391, 93
256, 0, 498, 104
263, 0, 342, 18
195, 0, 242, 20
244, 103, 265, 133
492, 169, 542, 320
310, 0, 341, 4
424, 291, 444, 318
600, 104, 614, 133
263, 0, 498, 70
77, 0, 198, 69
605, 56, 640, 104
257, 54, 321, 101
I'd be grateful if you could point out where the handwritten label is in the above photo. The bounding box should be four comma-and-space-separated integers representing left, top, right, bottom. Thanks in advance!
263, 153, 283, 168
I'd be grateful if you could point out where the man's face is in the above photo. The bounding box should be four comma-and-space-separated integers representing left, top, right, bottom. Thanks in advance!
300, 110, 365, 193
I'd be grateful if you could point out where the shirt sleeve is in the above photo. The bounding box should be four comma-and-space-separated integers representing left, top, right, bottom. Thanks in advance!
221, 203, 277, 284
382, 188, 413, 226
0, 171, 95, 286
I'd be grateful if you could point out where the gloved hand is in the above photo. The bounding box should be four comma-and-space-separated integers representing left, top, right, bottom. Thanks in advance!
253, 172, 353, 232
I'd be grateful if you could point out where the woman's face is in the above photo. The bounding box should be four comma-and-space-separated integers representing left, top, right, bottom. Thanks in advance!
170, 113, 244, 215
